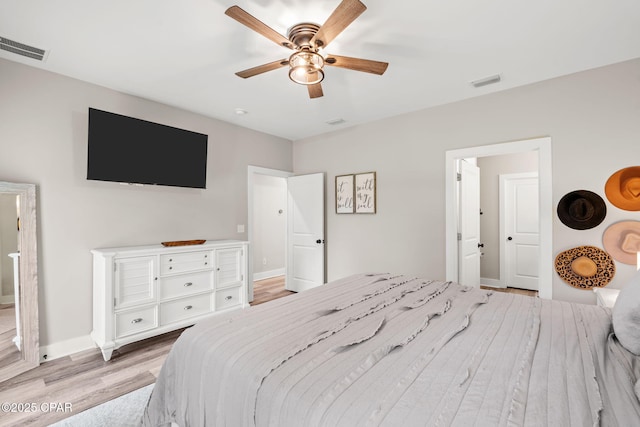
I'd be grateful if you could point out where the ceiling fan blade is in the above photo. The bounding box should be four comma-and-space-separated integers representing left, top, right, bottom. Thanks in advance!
235, 59, 289, 79
310, 0, 367, 49
308, 83, 324, 99
325, 54, 388, 75
225, 6, 293, 49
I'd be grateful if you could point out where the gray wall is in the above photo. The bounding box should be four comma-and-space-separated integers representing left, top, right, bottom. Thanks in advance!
293, 58, 640, 305
252, 174, 286, 278
0, 58, 292, 350
477, 152, 538, 281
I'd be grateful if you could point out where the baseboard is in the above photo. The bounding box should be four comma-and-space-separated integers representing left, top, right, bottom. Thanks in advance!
0, 295, 14, 305
253, 268, 285, 282
480, 277, 505, 288
40, 334, 95, 363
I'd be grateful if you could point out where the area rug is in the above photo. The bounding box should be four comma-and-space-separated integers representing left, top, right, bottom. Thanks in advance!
49, 384, 153, 426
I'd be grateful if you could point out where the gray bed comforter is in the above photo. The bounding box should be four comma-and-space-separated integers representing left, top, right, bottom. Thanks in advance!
142, 273, 640, 426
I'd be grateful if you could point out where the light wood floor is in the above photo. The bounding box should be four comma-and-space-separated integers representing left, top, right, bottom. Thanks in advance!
480, 285, 538, 297
251, 275, 295, 305
0, 277, 290, 427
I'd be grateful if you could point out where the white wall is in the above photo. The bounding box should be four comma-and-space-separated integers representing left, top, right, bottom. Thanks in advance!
293, 58, 640, 305
0, 58, 292, 353
477, 151, 538, 281
252, 174, 286, 279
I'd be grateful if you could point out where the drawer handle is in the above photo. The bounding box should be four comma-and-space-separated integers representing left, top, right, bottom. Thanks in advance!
225, 296, 233, 301
131, 318, 143, 324
184, 305, 193, 310
184, 282, 193, 287
169, 266, 173, 270
205, 262, 208, 265
169, 258, 173, 262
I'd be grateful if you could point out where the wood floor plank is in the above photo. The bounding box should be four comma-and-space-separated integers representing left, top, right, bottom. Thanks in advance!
480, 285, 538, 297
0, 276, 292, 425
252, 276, 294, 305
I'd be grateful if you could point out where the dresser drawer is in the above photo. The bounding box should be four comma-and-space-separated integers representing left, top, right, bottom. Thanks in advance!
160, 293, 212, 326
160, 271, 213, 301
215, 286, 242, 311
160, 251, 212, 275
115, 306, 157, 339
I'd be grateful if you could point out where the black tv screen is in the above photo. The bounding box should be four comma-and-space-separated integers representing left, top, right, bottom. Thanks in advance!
87, 108, 208, 189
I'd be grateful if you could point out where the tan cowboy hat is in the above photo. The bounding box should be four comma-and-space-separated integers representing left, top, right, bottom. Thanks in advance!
602, 221, 640, 265
554, 245, 615, 289
605, 166, 640, 211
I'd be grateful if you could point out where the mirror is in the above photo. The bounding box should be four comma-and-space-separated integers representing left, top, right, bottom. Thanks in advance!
0, 182, 38, 382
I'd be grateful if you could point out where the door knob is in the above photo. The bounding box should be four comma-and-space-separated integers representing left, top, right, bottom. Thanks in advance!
507, 236, 513, 241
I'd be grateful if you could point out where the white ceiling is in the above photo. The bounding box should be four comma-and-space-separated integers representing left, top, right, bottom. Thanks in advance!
2, 0, 639, 141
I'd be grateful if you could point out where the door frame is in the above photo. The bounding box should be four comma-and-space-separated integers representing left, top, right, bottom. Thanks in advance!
445, 137, 552, 299
247, 166, 293, 302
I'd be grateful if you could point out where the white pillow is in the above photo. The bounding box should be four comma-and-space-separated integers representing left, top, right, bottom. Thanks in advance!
612, 269, 640, 356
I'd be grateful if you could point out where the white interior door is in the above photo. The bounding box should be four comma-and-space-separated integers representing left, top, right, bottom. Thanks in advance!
500, 173, 539, 291
458, 160, 481, 287
286, 173, 325, 292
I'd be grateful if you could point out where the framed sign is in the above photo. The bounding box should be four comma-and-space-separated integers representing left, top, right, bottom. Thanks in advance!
355, 172, 376, 213
335, 174, 355, 213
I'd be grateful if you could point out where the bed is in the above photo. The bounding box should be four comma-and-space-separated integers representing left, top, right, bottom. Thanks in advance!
142, 273, 640, 426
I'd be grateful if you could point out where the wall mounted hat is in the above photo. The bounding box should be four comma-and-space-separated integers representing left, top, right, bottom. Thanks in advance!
554, 245, 615, 289
605, 166, 640, 211
557, 190, 607, 230
602, 221, 640, 265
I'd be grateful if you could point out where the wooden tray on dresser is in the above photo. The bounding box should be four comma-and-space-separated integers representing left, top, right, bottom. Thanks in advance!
161, 239, 206, 247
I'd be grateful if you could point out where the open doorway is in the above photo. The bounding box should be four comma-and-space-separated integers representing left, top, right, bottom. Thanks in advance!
478, 154, 539, 292
247, 166, 292, 302
445, 137, 553, 300
248, 166, 326, 302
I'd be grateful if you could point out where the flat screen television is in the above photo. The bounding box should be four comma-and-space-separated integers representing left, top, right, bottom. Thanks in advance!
87, 108, 208, 189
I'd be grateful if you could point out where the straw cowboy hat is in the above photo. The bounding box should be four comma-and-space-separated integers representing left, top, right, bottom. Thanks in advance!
602, 221, 640, 265
554, 245, 615, 289
557, 190, 607, 230
605, 166, 640, 211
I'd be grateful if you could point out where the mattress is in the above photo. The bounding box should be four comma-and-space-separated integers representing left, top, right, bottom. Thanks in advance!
142, 273, 640, 426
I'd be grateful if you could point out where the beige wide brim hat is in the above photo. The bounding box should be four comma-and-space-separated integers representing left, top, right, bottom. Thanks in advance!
554, 245, 615, 289
602, 221, 640, 265
605, 166, 640, 211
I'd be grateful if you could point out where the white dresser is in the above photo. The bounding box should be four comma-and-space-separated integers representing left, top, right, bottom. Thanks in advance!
91, 240, 249, 361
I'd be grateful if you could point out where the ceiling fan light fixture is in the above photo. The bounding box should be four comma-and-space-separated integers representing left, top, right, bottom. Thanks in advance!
288, 50, 324, 85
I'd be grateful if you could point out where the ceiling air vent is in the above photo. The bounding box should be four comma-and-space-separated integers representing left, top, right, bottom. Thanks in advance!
0, 36, 47, 61
326, 118, 346, 126
470, 74, 501, 88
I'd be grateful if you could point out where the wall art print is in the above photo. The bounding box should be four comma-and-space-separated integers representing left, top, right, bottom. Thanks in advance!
355, 172, 376, 214
335, 174, 355, 214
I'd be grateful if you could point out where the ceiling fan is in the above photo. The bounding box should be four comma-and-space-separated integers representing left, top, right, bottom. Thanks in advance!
225, 0, 388, 99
